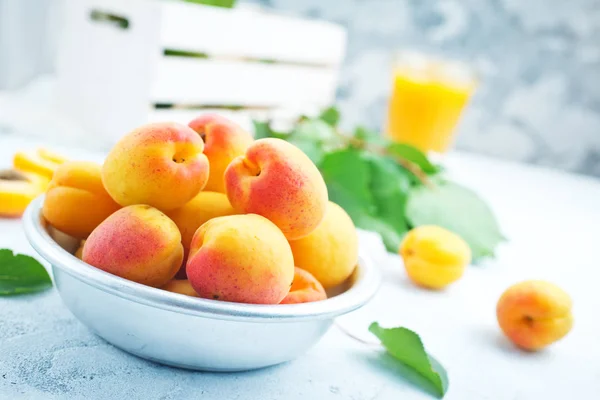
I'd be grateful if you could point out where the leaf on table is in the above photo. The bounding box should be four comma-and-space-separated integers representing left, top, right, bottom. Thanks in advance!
405, 181, 505, 260
369, 322, 449, 398
317, 106, 341, 127
319, 149, 411, 252
0, 249, 52, 296
387, 143, 440, 174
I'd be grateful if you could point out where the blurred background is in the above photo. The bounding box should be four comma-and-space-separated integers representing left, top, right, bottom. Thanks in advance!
1, 0, 599, 176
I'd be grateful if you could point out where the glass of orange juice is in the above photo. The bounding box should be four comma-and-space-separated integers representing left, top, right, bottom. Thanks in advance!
385, 51, 477, 154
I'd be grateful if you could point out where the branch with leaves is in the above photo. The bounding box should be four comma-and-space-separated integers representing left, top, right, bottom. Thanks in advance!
254, 106, 504, 260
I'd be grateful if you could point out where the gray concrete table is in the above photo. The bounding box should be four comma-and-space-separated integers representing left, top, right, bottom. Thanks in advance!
1, 135, 599, 399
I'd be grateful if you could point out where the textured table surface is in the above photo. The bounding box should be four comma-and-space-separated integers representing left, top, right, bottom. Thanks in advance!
1, 134, 599, 400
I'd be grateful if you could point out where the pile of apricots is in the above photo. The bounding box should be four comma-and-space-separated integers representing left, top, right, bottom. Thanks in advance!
0, 113, 572, 350
39, 114, 359, 305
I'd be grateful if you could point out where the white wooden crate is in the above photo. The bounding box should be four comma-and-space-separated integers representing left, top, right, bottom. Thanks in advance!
55, 0, 346, 146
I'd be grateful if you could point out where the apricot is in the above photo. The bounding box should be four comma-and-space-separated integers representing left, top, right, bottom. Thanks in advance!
74, 240, 85, 260
186, 214, 294, 304
102, 122, 209, 211
161, 279, 199, 297
13, 148, 67, 179
280, 267, 327, 304
0, 169, 49, 217
165, 191, 236, 255
497, 280, 573, 351
43, 162, 121, 239
225, 138, 328, 240
288, 202, 358, 288
83, 205, 183, 287
400, 225, 471, 289
188, 114, 253, 193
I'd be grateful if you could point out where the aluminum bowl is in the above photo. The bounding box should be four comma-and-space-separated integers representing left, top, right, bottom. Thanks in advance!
23, 197, 380, 371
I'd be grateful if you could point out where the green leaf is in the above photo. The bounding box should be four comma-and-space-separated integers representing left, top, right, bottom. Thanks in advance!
0, 249, 52, 296
292, 119, 337, 143
252, 120, 287, 140
317, 106, 341, 127
182, 0, 237, 8
289, 119, 339, 165
369, 322, 449, 398
288, 138, 326, 165
405, 181, 505, 260
319, 149, 411, 252
366, 155, 411, 250
353, 126, 388, 147
319, 149, 376, 217
387, 143, 439, 174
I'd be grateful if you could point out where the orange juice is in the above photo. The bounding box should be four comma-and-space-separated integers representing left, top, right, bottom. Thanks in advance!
386, 53, 476, 153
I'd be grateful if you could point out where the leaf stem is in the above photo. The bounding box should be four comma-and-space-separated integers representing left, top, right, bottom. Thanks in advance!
335, 322, 381, 348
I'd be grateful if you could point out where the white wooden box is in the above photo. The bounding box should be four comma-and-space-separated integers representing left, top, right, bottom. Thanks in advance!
55, 0, 347, 146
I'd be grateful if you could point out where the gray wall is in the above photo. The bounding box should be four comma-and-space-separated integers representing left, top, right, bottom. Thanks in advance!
252, 0, 600, 176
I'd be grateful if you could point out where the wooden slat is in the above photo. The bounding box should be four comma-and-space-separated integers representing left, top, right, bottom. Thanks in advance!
151, 58, 338, 107
159, 2, 346, 67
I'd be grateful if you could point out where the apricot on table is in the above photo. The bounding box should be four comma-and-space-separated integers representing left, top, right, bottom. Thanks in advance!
186, 214, 294, 304
83, 205, 183, 287
102, 122, 209, 211
13, 148, 67, 179
497, 280, 573, 351
225, 138, 328, 240
43, 162, 120, 239
280, 267, 327, 304
399, 225, 471, 289
289, 202, 358, 288
0, 169, 49, 217
188, 114, 253, 193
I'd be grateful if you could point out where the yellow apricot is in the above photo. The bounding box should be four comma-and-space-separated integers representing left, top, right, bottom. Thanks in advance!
400, 225, 471, 289
288, 202, 358, 288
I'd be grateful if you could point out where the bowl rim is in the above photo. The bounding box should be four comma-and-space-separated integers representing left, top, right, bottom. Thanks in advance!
23, 196, 381, 323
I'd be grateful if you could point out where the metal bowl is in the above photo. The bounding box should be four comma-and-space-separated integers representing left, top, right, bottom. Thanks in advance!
23, 197, 380, 371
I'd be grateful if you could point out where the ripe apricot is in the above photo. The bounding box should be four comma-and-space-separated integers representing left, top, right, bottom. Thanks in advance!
225, 138, 328, 240
280, 267, 327, 304
162, 279, 199, 297
289, 202, 358, 288
83, 205, 183, 287
186, 214, 294, 304
43, 161, 120, 238
188, 114, 253, 193
497, 280, 573, 351
102, 122, 209, 211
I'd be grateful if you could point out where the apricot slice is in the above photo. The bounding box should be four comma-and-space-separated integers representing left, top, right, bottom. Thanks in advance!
0, 169, 49, 217
13, 148, 67, 179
